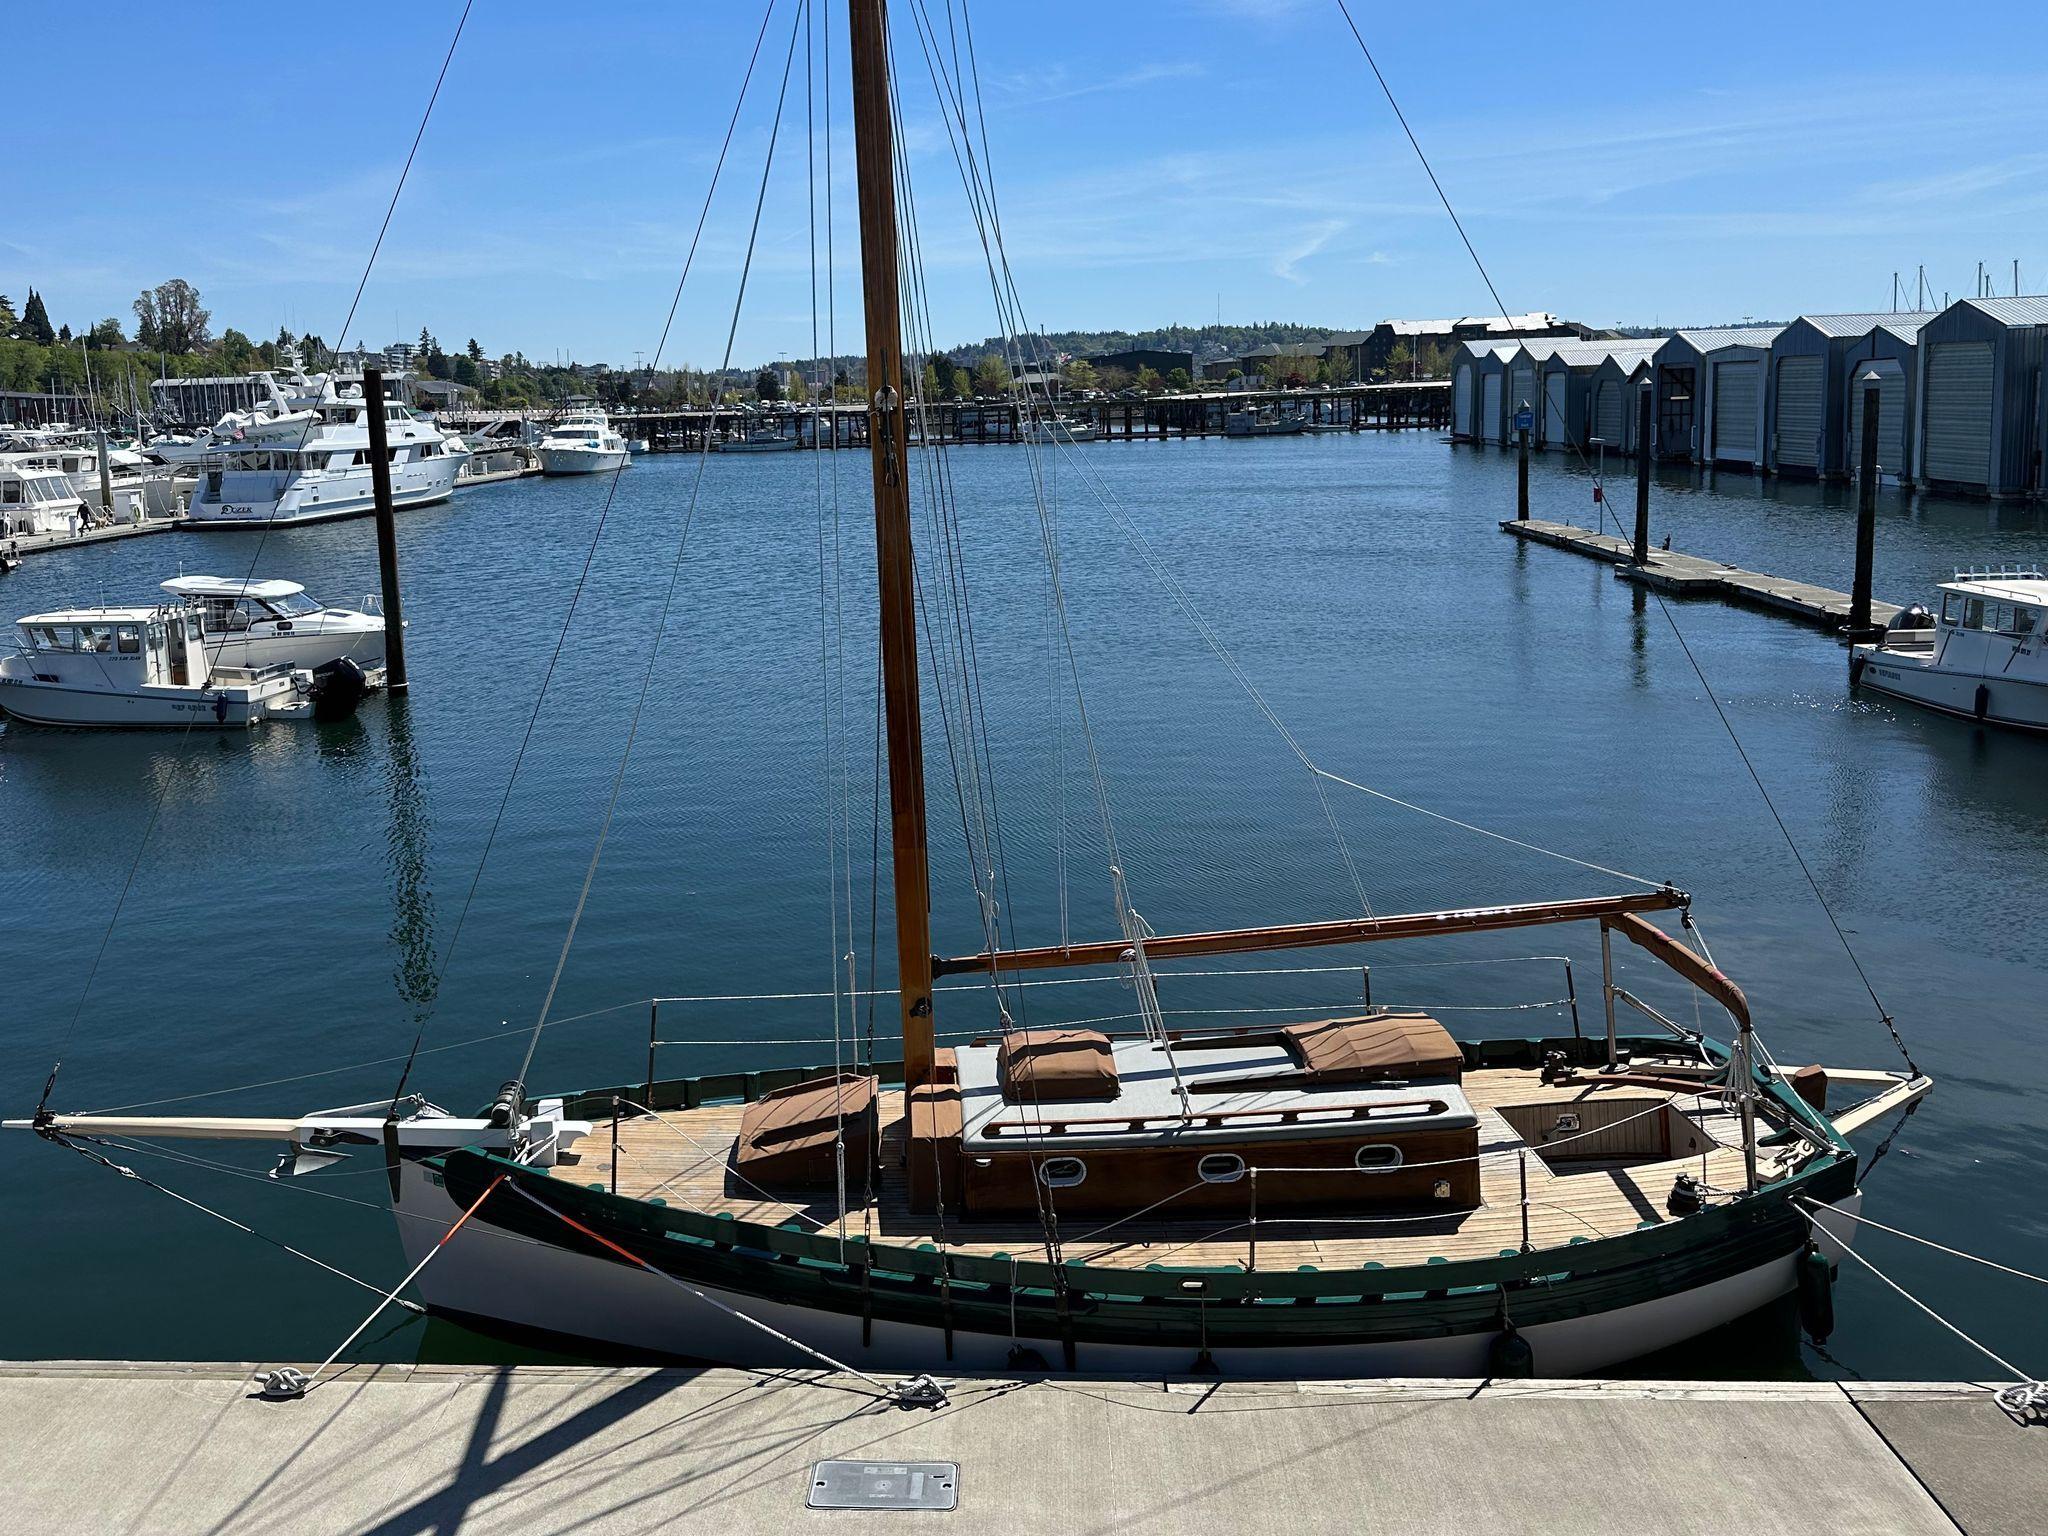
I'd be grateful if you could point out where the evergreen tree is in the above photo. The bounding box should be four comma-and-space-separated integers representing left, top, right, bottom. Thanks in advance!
21, 289, 56, 345
0, 296, 17, 335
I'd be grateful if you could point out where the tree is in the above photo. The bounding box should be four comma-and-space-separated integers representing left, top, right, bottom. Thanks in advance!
1095, 365, 1132, 393
756, 367, 782, 401
1061, 358, 1098, 393
466, 337, 483, 362
57, 323, 72, 344
1166, 367, 1191, 390
0, 296, 17, 336
418, 326, 434, 356
1226, 367, 1244, 382
216, 328, 256, 372
86, 317, 124, 350
133, 279, 210, 353
972, 353, 1011, 397
426, 344, 452, 381
453, 355, 480, 389
786, 371, 809, 403
20, 290, 55, 345
920, 360, 942, 400
1134, 365, 1163, 394
1384, 340, 1413, 381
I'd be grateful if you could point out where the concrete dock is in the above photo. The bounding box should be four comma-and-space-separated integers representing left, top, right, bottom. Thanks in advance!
0, 1363, 2036, 1533
1504, 518, 1902, 631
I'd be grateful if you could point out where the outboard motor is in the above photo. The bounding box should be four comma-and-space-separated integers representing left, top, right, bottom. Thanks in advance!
307, 656, 369, 722
1886, 603, 1935, 636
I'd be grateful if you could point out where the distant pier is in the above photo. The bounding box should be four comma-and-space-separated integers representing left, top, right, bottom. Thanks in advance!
1503, 518, 1901, 631
444, 381, 1451, 454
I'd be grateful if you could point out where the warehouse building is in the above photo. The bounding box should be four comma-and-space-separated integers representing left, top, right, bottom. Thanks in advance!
1538, 340, 1662, 455
1589, 354, 1656, 458
1838, 317, 1930, 484
1913, 297, 2048, 497
1650, 326, 1783, 464
1451, 341, 1522, 443
1765, 312, 1936, 479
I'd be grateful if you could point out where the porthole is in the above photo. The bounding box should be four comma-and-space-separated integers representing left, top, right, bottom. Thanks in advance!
1197, 1153, 1246, 1184
1039, 1156, 1087, 1188
1354, 1144, 1404, 1170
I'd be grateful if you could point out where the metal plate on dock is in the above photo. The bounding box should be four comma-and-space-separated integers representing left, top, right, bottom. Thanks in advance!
807, 1459, 958, 1511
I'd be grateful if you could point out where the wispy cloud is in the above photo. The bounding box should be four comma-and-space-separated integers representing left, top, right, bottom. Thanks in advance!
1273, 219, 1346, 284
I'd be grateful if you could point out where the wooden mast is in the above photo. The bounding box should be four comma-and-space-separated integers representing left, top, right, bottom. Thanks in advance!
850, 0, 936, 1090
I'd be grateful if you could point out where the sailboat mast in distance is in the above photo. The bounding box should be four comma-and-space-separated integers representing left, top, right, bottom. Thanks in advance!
850, 0, 936, 1090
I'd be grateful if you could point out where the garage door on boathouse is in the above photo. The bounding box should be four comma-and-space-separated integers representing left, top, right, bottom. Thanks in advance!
1773, 355, 1824, 471
1711, 361, 1760, 464
1922, 341, 1993, 488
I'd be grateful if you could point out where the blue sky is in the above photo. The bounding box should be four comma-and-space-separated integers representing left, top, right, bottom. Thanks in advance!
10, 1, 2048, 366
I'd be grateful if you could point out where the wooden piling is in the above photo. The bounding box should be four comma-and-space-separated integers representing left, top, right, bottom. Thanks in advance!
1849, 373, 1882, 642
362, 367, 410, 692
1633, 385, 1653, 565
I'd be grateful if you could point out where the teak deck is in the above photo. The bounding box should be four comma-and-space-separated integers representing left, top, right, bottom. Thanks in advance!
546, 1066, 1763, 1271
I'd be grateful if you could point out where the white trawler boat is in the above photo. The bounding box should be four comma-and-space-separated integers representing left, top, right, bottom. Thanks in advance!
159, 576, 389, 672
185, 395, 467, 529
8, 0, 1932, 1386
0, 464, 89, 539
1852, 569, 2048, 730
537, 409, 630, 474
0, 603, 364, 727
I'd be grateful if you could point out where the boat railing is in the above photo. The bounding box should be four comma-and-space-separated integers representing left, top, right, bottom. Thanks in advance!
1954, 565, 2046, 582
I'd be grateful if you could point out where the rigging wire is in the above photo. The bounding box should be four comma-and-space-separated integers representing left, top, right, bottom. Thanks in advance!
510, 0, 808, 1093
384, 0, 782, 1107
1325, 0, 1911, 1068
37, 1, 476, 1118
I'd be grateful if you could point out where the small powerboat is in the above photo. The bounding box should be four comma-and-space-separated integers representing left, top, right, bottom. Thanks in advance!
1851, 568, 2048, 731
0, 603, 365, 729
159, 576, 388, 672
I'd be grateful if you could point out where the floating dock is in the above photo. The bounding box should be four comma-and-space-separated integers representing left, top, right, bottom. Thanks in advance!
1503, 518, 1902, 630
0, 1363, 2032, 1533
3, 513, 185, 562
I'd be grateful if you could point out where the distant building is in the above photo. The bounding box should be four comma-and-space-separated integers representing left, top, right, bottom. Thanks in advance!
149, 375, 269, 428
409, 377, 479, 411
1913, 296, 2048, 496
1083, 348, 1194, 381
383, 341, 417, 371
478, 357, 504, 382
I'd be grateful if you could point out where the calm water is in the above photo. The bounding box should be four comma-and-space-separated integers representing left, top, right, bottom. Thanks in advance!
2, 433, 2043, 1379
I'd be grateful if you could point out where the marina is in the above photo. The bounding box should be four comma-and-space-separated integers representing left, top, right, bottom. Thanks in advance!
6, 0, 2047, 1524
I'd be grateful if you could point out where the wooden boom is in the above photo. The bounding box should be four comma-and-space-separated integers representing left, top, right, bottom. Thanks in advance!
933, 889, 1687, 977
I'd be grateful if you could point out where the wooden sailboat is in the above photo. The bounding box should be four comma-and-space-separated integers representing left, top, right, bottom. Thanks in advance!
14, 0, 1929, 1378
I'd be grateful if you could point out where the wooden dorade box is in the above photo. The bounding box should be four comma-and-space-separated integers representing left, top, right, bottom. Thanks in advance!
942, 1017, 1481, 1221
733, 1071, 878, 1190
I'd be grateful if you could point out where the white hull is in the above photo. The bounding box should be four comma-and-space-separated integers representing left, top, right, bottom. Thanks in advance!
0, 674, 279, 728
397, 1165, 1859, 1377
1856, 654, 2048, 732
204, 625, 386, 673
538, 446, 630, 475
186, 456, 463, 529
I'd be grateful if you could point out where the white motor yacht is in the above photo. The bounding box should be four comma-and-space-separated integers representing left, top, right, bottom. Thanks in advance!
1852, 568, 2048, 731
185, 395, 467, 529
0, 604, 364, 728
537, 410, 630, 474
159, 576, 388, 671
0, 465, 90, 539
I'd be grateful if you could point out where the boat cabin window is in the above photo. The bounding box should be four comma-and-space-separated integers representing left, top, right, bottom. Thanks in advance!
2015, 606, 2041, 636
1038, 1157, 1087, 1189
1963, 597, 1987, 630
2, 481, 20, 505
1197, 1153, 1247, 1184
28, 624, 74, 650
116, 625, 141, 655
1354, 1145, 1405, 1170
266, 591, 319, 618
78, 624, 115, 654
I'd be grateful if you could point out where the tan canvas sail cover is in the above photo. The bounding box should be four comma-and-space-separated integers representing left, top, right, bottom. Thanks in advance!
996, 1028, 1119, 1103
1282, 1013, 1463, 1082
733, 1071, 877, 1187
